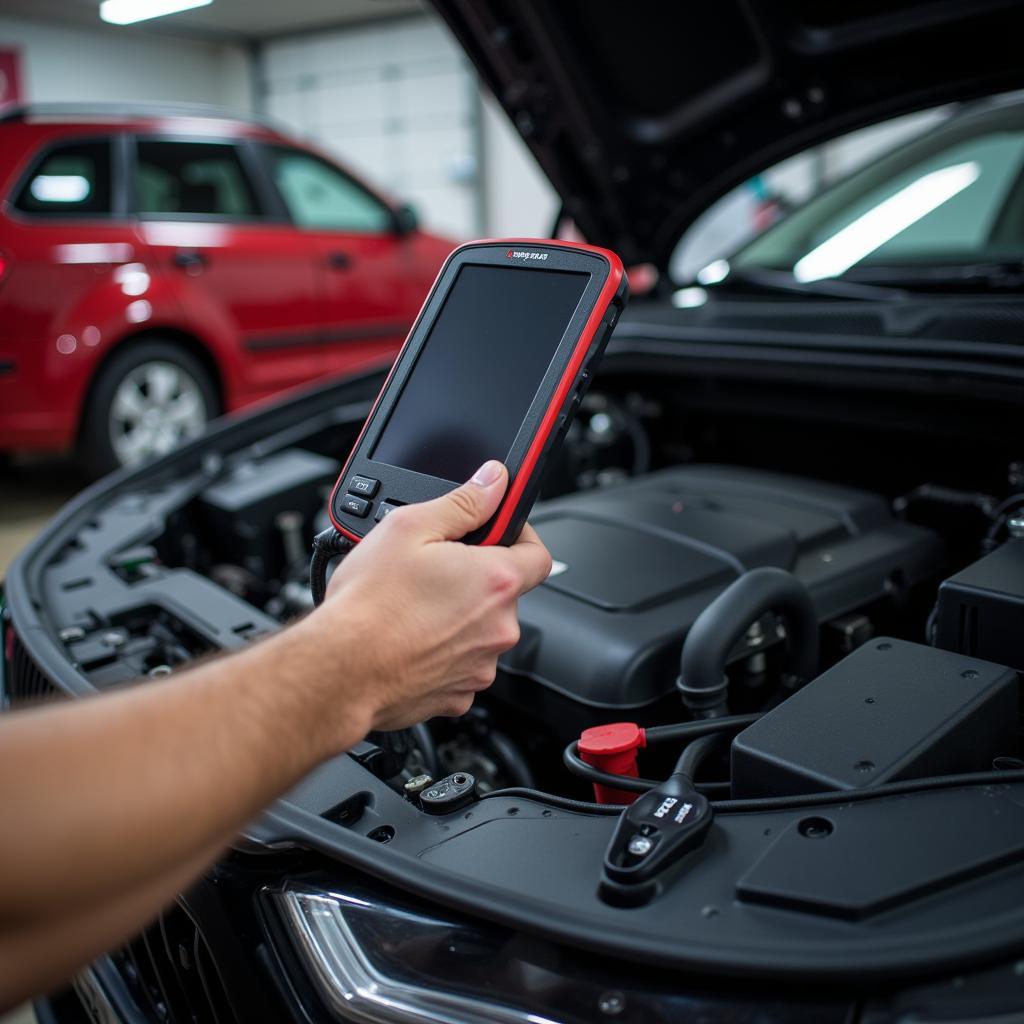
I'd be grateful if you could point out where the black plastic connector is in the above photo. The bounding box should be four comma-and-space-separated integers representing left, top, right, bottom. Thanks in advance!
419, 772, 477, 814
600, 773, 713, 903
310, 527, 352, 607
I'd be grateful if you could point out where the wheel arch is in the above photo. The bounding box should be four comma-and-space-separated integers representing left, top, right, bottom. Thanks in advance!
76, 326, 225, 445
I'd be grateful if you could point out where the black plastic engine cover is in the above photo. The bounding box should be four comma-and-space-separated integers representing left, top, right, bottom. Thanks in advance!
498, 465, 942, 713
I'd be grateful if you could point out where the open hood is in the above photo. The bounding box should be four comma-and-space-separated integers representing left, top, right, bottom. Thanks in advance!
433, 0, 1024, 270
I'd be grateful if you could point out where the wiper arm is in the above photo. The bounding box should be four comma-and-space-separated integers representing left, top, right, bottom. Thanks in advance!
845, 260, 1024, 291
716, 266, 908, 300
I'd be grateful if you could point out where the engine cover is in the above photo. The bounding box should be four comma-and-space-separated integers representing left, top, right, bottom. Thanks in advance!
497, 465, 942, 721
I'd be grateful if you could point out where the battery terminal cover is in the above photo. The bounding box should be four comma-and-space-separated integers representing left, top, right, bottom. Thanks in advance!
579, 722, 647, 804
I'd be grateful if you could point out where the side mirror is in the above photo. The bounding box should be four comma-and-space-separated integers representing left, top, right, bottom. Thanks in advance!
393, 202, 419, 237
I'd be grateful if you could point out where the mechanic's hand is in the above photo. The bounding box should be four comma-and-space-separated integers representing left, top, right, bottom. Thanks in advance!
310, 460, 551, 745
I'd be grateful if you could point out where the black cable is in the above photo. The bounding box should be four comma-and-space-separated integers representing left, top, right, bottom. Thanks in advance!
310, 527, 352, 607
644, 712, 761, 743
479, 787, 624, 815
892, 483, 998, 518
482, 770, 1024, 818
563, 713, 760, 794
712, 768, 1024, 814
674, 733, 721, 778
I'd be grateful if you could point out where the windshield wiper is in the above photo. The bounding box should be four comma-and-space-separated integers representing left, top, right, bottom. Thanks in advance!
714, 267, 908, 301
844, 260, 1024, 291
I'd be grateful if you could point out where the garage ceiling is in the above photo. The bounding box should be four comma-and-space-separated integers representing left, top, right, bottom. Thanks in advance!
0, 0, 423, 40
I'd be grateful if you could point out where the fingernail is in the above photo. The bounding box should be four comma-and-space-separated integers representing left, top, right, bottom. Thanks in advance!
470, 460, 503, 486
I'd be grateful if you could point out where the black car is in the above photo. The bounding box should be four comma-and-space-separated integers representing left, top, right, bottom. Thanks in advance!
6, 2, 1024, 1022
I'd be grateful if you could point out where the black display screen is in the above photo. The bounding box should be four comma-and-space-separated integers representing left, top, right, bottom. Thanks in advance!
371, 264, 590, 483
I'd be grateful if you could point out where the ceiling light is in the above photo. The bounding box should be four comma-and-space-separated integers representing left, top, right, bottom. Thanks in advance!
793, 161, 980, 283
99, 0, 213, 26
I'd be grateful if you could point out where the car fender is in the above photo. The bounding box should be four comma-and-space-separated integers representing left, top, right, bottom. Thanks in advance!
53, 260, 235, 430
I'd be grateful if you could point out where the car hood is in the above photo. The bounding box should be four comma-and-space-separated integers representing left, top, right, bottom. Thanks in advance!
432, 0, 1024, 270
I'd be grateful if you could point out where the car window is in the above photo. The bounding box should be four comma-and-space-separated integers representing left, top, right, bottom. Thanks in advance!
134, 140, 262, 218
268, 146, 392, 232
12, 138, 113, 217
739, 116, 1024, 281
670, 94, 1024, 286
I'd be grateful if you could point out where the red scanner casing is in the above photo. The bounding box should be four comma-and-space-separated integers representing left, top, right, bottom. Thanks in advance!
327, 238, 627, 546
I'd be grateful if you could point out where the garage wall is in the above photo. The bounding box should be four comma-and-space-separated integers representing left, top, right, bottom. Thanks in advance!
260, 12, 557, 240
0, 15, 253, 113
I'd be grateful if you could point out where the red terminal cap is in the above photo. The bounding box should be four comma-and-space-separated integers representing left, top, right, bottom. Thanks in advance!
578, 722, 646, 805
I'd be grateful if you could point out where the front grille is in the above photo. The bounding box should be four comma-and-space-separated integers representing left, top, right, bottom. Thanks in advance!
108, 903, 236, 1024
7, 630, 60, 704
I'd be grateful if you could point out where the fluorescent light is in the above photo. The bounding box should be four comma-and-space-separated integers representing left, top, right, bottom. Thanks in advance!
31, 175, 90, 202
696, 258, 730, 285
793, 161, 980, 282
100, 0, 212, 26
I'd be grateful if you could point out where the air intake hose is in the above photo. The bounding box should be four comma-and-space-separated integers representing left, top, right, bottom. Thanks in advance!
677, 567, 818, 718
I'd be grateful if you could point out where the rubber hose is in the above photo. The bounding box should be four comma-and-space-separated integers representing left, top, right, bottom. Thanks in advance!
677, 566, 818, 717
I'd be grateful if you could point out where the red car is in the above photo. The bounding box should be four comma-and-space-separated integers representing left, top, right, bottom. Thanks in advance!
0, 103, 454, 475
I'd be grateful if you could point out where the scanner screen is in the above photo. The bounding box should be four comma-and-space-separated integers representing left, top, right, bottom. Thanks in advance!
372, 263, 589, 483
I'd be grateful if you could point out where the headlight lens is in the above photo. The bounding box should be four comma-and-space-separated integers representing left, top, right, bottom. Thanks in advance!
273, 881, 810, 1024
275, 885, 560, 1024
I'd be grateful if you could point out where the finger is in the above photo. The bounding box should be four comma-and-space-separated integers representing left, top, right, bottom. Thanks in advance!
402, 460, 508, 541
497, 530, 553, 594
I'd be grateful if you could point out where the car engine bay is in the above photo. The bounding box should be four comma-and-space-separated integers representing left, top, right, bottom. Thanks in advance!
5, 359, 1024, 986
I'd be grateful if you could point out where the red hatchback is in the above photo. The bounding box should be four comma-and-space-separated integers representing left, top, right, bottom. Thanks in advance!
0, 104, 454, 475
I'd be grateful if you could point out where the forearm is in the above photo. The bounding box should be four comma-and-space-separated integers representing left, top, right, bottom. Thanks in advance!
0, 615, 370, 923
0, 836, 228, 1012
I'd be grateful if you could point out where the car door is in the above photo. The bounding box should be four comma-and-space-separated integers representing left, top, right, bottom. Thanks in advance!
133, 136, 324, 408
260, 144, 419, 379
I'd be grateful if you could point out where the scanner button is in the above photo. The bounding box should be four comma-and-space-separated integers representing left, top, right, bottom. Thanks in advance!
341, 494, 371, 518
348, 475, 379, 497
375, 501, 401, 522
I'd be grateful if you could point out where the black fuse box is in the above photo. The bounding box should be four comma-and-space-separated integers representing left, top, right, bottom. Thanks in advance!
934, 539, 1024, 672
731, 637, 1019, 798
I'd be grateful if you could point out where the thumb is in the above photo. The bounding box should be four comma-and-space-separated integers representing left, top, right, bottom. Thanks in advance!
411, 460, 508, 540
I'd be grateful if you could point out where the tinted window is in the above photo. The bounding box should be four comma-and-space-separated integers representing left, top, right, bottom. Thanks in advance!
13, 139, 113, 217
135, 140, 261, 218
738, 115, 1024, 279
268, 146, 391, 232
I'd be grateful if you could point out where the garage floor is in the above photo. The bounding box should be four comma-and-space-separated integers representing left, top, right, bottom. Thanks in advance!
0, 457, 81, 575
1, 458, 81, 1024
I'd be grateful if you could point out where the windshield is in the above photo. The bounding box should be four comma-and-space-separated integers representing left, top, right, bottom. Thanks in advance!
719, 100, 1024, 285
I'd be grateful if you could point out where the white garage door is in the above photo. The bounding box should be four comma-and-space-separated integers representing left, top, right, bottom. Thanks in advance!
261, 14, 480, 239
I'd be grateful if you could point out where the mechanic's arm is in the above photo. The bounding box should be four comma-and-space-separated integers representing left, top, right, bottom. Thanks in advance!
0, 460, 551, 1008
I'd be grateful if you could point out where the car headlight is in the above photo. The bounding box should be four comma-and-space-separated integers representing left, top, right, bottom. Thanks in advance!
274, 884, 561, 1024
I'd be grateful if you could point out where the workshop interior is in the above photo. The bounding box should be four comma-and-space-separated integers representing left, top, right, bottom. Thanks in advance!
3, 2, 1024, 1023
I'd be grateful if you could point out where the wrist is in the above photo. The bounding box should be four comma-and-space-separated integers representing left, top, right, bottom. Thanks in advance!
283, 605, 381, 757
